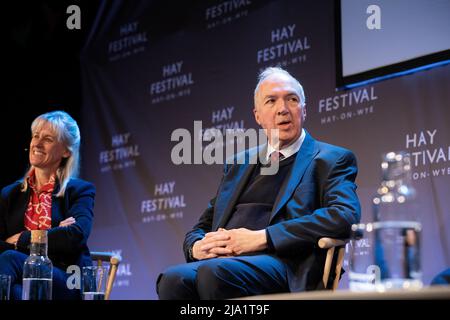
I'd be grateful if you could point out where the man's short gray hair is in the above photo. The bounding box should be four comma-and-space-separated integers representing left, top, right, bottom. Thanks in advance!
254, 67, 306, 107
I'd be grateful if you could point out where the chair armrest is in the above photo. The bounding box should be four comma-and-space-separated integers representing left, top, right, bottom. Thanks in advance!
318, 237, 347, 249
90, 251, 122, 300
90, 251, 122, 265
318, 238, 348, 290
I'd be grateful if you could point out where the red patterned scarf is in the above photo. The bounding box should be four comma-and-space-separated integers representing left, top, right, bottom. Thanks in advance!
24, 169, 55, 230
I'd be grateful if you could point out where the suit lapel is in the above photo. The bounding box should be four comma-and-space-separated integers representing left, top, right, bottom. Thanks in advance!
10, 186, 30, 233
270, 132, 319, 220
51, 182, 63, 227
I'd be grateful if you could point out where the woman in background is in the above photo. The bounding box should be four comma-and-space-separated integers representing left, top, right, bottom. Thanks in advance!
0, 110, 95, 300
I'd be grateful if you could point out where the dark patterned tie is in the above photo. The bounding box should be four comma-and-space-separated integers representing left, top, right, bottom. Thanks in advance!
270, 151, 285, 163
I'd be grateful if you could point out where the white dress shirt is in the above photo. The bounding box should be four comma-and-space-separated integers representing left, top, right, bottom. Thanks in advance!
266, 128, 306, 162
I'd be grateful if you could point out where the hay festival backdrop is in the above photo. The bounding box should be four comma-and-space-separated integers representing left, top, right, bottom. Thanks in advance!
79, 0, 450, 299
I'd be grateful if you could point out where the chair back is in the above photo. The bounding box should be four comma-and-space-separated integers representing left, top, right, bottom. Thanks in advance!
90, 251, 122, 300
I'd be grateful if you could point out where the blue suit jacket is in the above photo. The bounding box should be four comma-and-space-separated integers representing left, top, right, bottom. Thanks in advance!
0, 178, 95, 271
184, 131, 361, 291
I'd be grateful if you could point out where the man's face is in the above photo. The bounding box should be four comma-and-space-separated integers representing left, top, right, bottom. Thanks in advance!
253, 74, 305, 149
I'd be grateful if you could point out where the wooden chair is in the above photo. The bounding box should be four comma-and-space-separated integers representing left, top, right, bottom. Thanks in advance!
319, 237, 348, 290
90, 251, 122, 300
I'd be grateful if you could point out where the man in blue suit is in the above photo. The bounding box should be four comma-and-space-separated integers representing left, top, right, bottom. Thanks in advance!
157, 67, 361, 299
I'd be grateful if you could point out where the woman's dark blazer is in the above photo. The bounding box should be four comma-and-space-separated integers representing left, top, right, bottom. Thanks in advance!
0, 178, 95, 270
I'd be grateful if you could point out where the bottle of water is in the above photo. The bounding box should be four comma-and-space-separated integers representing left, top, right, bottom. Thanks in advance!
22, 230, 53, 300
372, 151, 422, 291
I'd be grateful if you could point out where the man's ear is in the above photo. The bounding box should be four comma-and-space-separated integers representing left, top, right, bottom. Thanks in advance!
253, 107, 261, 125
302, 106, 307, 121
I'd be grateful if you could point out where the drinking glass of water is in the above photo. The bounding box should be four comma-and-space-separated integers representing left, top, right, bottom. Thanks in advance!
348, 223, 380, 292
82, 266, 107, 300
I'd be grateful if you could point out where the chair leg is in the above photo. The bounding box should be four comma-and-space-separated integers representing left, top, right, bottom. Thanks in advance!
332, 247, 345, 290
323, 247, 335, 289
105, 264, 118, 300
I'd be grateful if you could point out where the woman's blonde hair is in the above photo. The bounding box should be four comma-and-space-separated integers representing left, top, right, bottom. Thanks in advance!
21, 111, 80, 197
